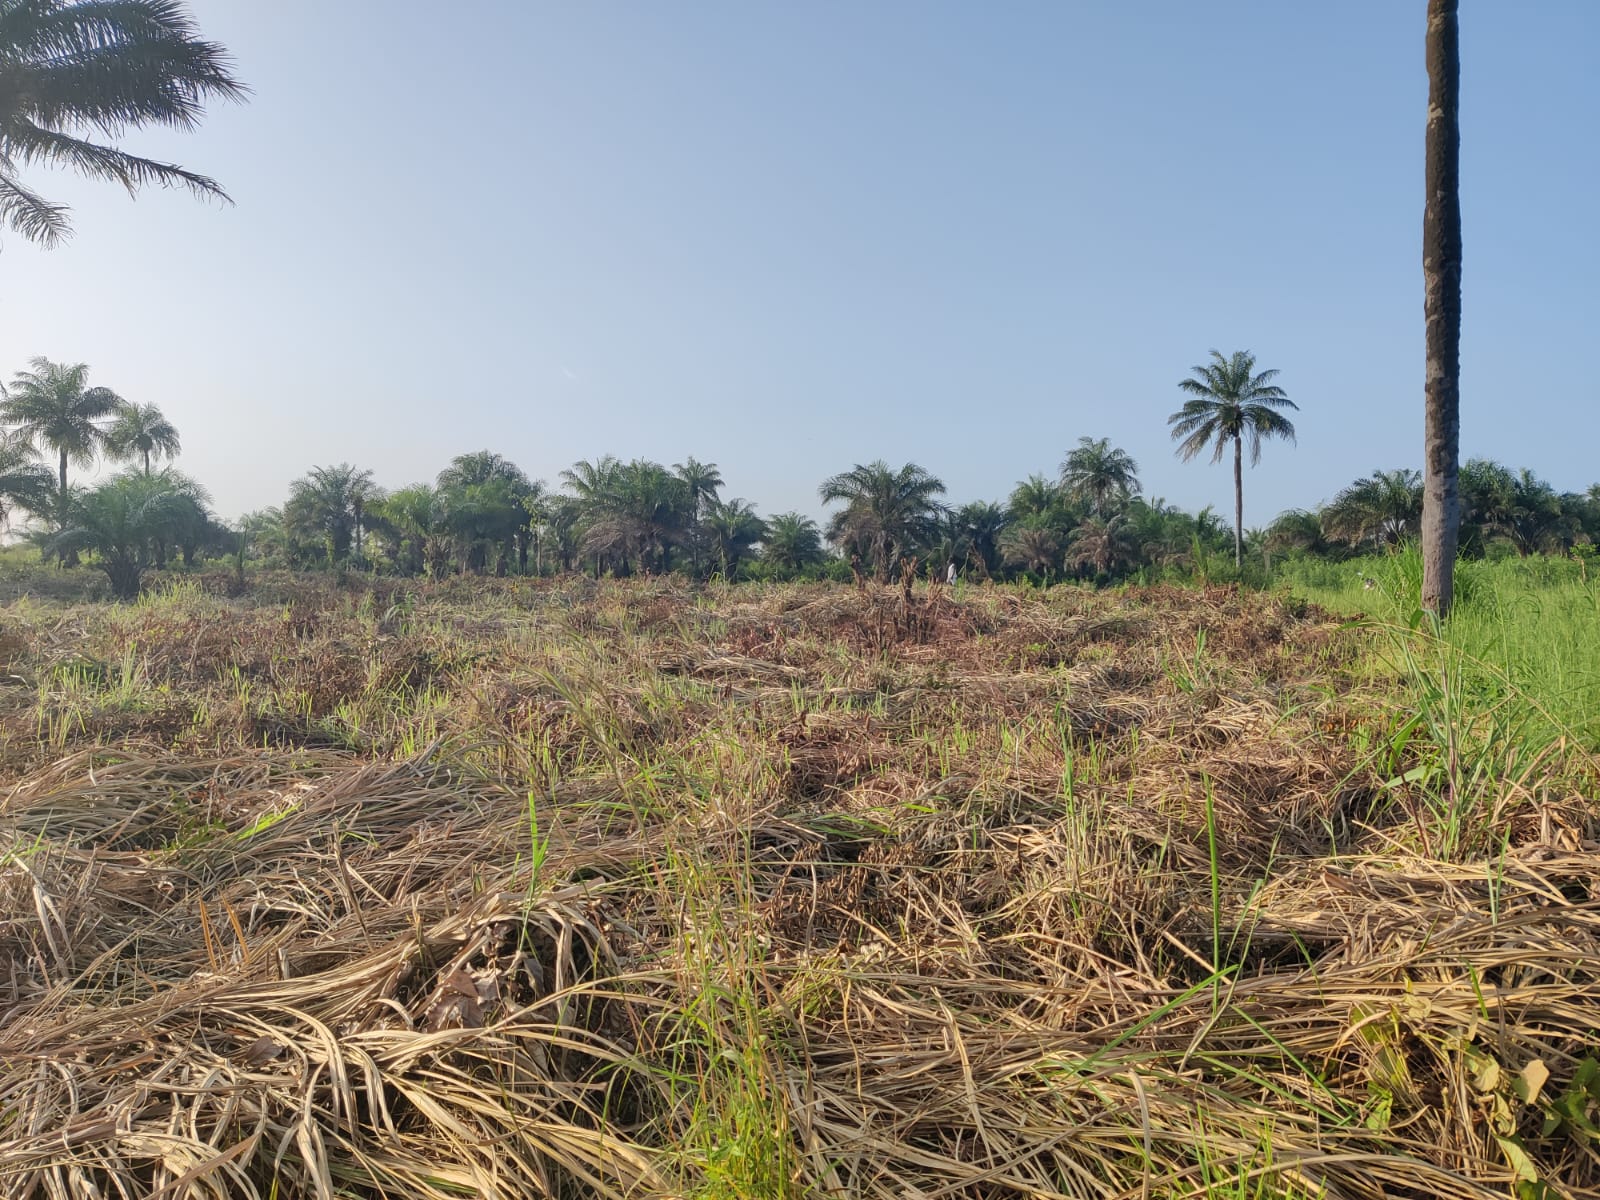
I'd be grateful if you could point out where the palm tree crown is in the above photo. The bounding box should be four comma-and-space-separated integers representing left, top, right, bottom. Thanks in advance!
1169, 349, 1298, 568
1060, 437, 1141, 515
761, 512, 824, 574
0, 0, 246, 245
105, 401, 180, 474
1, 356, 123, 502
1323, 469, 1423, 550
673, 457, 723, 517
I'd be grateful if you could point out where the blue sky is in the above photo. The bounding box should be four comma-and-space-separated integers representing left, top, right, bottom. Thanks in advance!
2, 1, 1595, 525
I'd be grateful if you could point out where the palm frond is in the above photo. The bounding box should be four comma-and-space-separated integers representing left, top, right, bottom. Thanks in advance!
0, 0, 245, 243
4, 121, 228, 197
0, 168, 72, 244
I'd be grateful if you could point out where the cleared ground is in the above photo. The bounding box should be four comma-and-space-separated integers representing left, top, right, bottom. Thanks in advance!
1, 577, 1596, 1199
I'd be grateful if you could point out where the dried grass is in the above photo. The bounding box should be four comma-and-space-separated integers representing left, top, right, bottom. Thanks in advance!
1, 579, 1596, 1198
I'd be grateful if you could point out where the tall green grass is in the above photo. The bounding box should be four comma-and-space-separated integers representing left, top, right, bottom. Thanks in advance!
1279, 548, 1600, 749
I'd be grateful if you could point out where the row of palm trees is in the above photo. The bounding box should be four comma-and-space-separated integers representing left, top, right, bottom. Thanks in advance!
1271, 463, 1600, 562
240, 436, 1600, 589
0, 358, 183, 525
220, 345, 1590, 585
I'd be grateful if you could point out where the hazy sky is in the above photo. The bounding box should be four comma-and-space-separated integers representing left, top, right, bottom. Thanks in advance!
2, 1, 1595, 524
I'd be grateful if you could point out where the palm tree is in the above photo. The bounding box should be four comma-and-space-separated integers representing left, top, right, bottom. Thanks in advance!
0, 0, 245, 246
703, 498, 766, 579
0, 434, 54, 529
437, 452, 536, 573
1, 357, 122, 507
1322, 469, 1424, 550
761, 512, 825, 575
156, 468, 211, 567
1066, 515, 1138, 579
104, 402, 180, 475
953, 501, 1009, 578
1001, 521, 1061, 579
1263, 509, 1327, 565
1422, 0, 1463, 616
1007, 473, 1071, 527
1060, 437, 1141, 515
819, 460, 946, 582
373, 484, 446, 577
1169, 349, 1298, 569
285, 463, 378, 567
565, 459, 692, 576
1502, 469, 1568, 558
673, 457, 723, 516
50, 469, 205, 599
1459, 458, 1515, 555
674, 457, 723, 576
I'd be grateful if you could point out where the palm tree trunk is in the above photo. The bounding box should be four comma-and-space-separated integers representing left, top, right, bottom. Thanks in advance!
56, 449, 74, 567
1232, 436, 1244, 570
144, 448, 151, 476
1422, 0, 1462, 617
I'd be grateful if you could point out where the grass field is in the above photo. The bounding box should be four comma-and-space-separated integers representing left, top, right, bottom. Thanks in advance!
1282, 549, 1600, 749
2, 573, 1597, 1199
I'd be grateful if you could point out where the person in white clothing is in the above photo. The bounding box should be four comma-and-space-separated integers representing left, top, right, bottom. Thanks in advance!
946, 560, 957, 585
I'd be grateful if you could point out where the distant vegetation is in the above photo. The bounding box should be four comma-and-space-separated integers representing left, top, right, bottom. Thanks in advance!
3, 355, 1597, 598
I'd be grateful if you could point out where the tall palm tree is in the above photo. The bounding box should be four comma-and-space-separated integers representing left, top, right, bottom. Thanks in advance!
437, 450, 528, 491
673, 457, 723, 576
1, 357, 123, 507
1459, 457, 1515, 555
373, 484, 446, 577
819, 460, 946, 582
1168, 349, 1298, 568
1502, 469, 1568, 558
0, 0, 245, 246
0, 433, 54, 528
1060, 437, 1141, 515
104, 401, 180, 475
437, 452, 536, 573
560, 456, 621, 507
1422, 0, 1462, 616
1007, 473, 1068, 525
567, 459, 692, 576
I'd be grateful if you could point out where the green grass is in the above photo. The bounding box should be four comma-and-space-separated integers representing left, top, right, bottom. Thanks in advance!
1280, 548, 1600, 749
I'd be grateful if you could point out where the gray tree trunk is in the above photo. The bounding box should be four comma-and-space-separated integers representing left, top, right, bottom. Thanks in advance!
1232, 435, 1244, 570
1422, 0, 1462, 616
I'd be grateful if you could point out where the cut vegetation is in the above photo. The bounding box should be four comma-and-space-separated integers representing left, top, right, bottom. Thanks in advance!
1, 576, 1596, 1199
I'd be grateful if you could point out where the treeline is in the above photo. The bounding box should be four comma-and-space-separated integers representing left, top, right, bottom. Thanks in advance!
240, 444, 1600, 586
6, 357, 1598, 600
